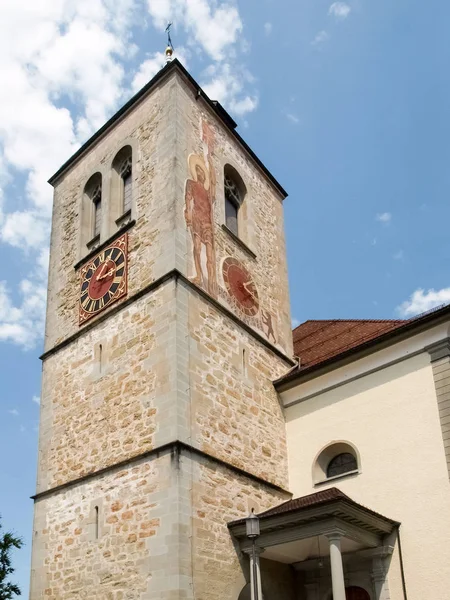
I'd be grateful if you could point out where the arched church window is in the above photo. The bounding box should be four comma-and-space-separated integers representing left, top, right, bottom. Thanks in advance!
224, 165, 246, 236
326, 453, 358, 479
313, 441, 360, 484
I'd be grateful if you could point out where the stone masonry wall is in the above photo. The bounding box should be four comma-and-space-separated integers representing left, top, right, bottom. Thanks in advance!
38, 281, 177, 493
188, 289, 290, 490
45, 71, 180, 352
190, 454, 290, 600
30, 452, 185, 600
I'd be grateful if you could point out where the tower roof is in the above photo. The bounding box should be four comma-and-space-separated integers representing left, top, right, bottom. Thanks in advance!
48, 59, 287, 198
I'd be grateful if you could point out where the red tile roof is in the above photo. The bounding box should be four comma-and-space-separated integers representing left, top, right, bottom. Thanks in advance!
292, 319, 405, 369
228, 487, 399, 528
259, 487, 350, 517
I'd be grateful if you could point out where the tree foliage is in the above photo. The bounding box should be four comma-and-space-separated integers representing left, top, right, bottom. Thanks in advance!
0, 517, 23, 599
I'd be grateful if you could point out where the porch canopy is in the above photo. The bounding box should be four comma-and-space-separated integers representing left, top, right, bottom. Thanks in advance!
228, 488, 399, 600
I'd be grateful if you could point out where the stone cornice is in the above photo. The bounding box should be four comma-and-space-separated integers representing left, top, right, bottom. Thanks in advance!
40, 269, 296, 366
32, 440, 292, 502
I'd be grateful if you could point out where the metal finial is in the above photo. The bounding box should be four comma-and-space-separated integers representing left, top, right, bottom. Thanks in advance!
165, 22, 174, 50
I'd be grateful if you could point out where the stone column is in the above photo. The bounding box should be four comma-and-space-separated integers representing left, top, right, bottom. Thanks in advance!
326, 533, 346, 600
371, 556, 391, 600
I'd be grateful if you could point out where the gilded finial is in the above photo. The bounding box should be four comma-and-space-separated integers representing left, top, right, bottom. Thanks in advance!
165, 45, 173, 62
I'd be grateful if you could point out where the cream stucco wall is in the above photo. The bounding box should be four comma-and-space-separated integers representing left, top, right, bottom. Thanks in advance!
284, 344, 450, 600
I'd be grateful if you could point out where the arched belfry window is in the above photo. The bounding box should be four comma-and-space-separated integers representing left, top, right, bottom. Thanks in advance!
112, 145, 133, 228
224, 164, 246, 237
82, 172, 103, 251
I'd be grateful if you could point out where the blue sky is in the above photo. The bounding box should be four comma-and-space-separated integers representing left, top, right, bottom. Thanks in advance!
1, 0, 449, 595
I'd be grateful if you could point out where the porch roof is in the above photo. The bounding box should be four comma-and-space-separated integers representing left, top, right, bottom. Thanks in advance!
228, 488, 399, 556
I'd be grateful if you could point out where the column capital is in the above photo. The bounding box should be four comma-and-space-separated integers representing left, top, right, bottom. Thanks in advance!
324, 529, 346, 542
426, 338, 450, 362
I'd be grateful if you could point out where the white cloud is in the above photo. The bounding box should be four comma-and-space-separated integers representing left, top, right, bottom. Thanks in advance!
8, 409, 19, 417
146, 0, 242, 61
142, 1, 255, 117
292, 318, 301, 328
0, 0, 140, 349
312, 31, 329, 45
393, 250, 404, 260
397, 287, 450, 317
131, 47, 189, 94
376, 212, 392, 224
264, 22, 273, 36
285, 112, 300, 124
201, 63, 258, 117
328, 2, 351, 19
32, 395, 41, 405
0, 278, 47, 348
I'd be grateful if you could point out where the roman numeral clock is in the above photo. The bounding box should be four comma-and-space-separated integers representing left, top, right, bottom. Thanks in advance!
79, 233, 128, 324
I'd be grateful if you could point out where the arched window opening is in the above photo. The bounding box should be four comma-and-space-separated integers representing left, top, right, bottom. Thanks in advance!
224, 165, 246, 237
326, 453, 358, 479
313, 441, 360, 484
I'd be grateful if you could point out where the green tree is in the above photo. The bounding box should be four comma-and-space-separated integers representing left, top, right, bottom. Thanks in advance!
0, 517, 23, 599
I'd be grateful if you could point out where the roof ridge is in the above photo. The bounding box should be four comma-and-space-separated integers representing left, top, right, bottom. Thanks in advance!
296, 318, 405, 326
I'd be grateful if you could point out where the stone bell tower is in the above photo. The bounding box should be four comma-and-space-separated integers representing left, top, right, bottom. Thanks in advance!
30, 59, 295, 600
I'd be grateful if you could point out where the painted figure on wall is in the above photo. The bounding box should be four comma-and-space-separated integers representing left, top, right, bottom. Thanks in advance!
261, 309, 277, 344
184, 117, 217, 296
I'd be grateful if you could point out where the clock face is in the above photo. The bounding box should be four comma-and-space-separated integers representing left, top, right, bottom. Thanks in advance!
222, 257, 259, 317
79, 233, 128, 324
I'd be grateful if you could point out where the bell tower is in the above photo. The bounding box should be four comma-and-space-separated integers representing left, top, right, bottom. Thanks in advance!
30, 60, 294, 600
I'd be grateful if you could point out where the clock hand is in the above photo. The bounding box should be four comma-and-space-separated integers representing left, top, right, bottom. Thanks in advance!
242, 280, 256, 298
96, 262, 108, 281
98, 266, 115, 280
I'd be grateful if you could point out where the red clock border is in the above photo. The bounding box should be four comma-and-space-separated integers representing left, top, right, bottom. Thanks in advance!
79, 232, 128, 325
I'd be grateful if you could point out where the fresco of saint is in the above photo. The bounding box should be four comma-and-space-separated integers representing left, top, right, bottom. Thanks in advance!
184, 118, 217, 296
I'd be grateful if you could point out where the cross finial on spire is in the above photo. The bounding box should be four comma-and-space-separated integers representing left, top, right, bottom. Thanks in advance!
165, 22, 174, 63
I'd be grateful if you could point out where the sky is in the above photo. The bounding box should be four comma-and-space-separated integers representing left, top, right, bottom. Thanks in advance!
0, 0, 449, 595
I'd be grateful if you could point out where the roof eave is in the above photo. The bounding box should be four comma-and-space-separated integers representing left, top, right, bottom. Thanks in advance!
277, 304, 450, 391
228, 498, 399, 539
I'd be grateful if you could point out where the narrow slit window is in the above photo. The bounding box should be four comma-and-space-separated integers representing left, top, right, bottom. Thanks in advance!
120, 157, 132, 214
92, 184, 102, 238
94, 505, 99, 539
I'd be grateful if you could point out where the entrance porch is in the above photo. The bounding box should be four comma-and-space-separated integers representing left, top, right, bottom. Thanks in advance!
228, 488, 399, 600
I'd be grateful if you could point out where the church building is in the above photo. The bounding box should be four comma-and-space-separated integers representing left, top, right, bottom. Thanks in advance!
30, 55, 450, 600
